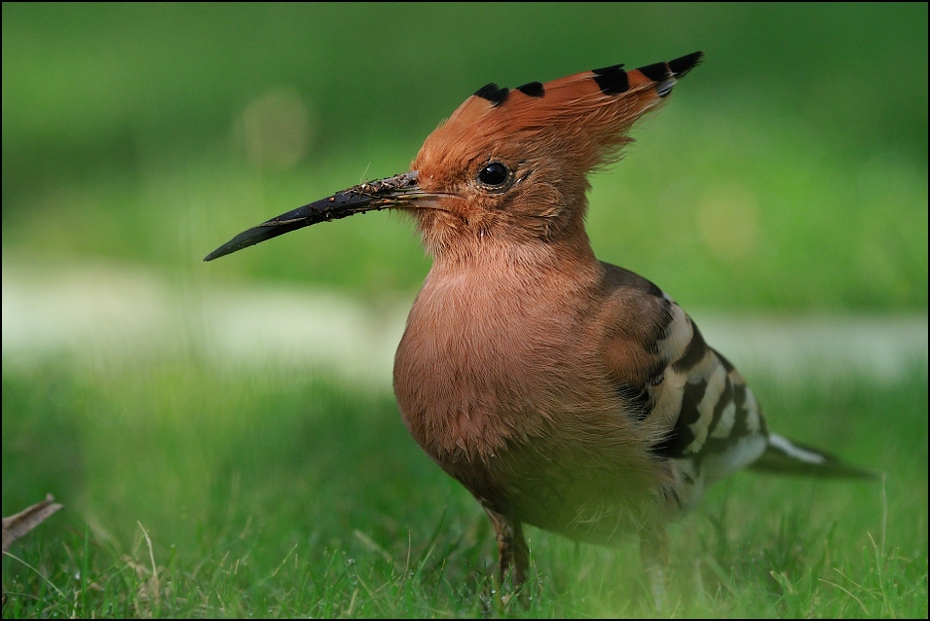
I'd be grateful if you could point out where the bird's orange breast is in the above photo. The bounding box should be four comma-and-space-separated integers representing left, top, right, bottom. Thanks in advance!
392, 253, 670, 541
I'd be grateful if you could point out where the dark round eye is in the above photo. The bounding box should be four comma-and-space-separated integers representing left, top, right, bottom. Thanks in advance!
477, 162, 510, 188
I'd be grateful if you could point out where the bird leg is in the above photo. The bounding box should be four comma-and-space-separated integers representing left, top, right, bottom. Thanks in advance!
640, 524, 669, 610
483, 506, 528, 587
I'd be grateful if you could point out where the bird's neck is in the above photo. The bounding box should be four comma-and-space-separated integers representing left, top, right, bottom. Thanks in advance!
427, 228, 598, 278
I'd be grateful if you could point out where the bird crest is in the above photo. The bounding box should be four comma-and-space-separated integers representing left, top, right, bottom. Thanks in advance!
422, 51, 704, 173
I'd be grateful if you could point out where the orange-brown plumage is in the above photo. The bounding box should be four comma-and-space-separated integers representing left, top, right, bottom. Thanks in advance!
204, 51, 872, 597
395, 57, 701, 564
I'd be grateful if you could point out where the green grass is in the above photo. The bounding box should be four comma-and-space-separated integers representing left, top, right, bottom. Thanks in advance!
3, 359, 926, 617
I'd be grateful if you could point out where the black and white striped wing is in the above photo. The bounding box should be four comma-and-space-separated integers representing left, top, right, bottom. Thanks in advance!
648, 297, 769, 491
599, 263, 770, 494
603, 262, 873, 511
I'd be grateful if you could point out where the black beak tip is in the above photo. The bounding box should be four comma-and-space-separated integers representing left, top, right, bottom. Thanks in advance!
203, 237, 248, 262
203, 241, 245, 263
202, 223, 292, 262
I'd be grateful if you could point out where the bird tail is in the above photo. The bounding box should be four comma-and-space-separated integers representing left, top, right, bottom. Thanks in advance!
749, 433, 877, 479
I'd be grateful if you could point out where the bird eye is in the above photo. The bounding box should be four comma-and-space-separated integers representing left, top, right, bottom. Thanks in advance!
477, 162, 511, 189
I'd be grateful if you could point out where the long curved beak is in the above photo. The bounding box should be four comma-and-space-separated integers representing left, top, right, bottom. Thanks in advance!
204, 171, 422, 262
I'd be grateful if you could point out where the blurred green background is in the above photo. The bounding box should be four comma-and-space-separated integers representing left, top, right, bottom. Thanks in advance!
3, 2, 927, 306
2, 3, 927, 617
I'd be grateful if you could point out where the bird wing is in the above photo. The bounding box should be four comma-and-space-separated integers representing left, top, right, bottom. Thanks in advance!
599, 262, 875, 509
598, 263, 769, 502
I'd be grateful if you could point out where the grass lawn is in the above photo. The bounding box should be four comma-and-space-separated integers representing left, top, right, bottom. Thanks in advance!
2, 358, 926, 618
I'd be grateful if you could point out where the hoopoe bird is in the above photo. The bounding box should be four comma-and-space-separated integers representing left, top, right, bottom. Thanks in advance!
206, 51, 872, 595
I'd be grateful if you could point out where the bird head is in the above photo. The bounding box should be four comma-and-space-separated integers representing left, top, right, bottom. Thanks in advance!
204, 52, 702, 263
